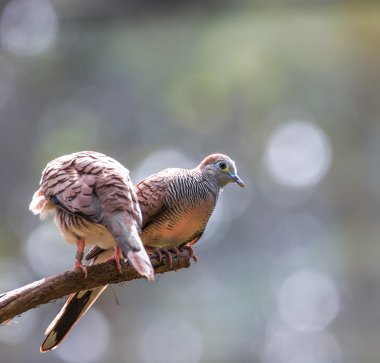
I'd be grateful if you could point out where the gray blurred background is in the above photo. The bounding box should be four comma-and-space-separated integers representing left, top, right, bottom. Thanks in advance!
0, 0, 379, 362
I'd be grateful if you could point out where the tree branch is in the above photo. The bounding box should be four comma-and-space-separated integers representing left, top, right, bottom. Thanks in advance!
0, 250, 191, 324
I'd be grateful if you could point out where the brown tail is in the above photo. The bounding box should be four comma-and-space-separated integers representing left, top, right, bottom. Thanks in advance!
40, 249, 114, 352
40, 286, 107, 352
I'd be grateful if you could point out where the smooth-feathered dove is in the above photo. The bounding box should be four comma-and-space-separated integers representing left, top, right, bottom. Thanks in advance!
39, 153, 244, 352
29, 151, 154, 281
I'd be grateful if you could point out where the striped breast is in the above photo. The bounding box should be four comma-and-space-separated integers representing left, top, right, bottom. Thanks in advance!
140, 171, 218, 248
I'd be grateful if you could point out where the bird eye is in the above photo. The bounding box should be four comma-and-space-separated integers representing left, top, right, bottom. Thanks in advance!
218, 162, 227, 170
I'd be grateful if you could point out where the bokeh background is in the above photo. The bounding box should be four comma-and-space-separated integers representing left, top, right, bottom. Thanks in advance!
0, 0, 379, 362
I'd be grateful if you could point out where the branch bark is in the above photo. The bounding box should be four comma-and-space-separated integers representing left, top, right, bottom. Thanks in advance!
0, 251, 191, 324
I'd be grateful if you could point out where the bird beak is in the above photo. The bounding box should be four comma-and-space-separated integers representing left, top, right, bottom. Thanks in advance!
230, 173, 245, 188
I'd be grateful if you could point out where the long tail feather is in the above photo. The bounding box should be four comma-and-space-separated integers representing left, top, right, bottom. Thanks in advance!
40, 286, 107, 352
40, 249, 114, 352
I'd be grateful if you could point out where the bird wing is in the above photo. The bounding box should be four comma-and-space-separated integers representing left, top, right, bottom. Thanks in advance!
40, 151, 141, 226
40, 151, 153, 280
84, 162, 177, 258
135, 169, 176, 229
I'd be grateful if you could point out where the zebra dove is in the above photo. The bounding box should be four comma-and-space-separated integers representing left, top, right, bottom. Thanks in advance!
39, 153, 244, 352
138, 153, 244, 252
29, 151, 154, 281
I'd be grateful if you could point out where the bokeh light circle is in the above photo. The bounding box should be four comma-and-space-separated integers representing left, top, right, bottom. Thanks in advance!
0, 0, 58, 56
263, 322, 342, 363
23, 221, 74, 277
265, 121, 332, 188
277, 270, 340, 333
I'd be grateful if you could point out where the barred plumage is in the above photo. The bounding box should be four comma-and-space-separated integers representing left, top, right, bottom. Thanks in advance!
39, 153, 244, 352
138, 161, 224, 249
137, 153, 244, 248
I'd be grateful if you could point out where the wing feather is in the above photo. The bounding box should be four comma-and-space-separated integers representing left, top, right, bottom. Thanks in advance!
135, 169, 176, 229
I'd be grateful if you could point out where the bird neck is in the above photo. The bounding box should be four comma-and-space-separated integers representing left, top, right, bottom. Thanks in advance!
194, 168, 221, 199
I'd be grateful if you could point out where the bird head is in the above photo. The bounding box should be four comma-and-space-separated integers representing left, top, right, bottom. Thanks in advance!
198, 153, 245, 188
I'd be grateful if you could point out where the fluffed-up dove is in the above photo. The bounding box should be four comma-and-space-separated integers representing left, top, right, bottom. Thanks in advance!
39, 153, 244, 352
29, 151, 154, 281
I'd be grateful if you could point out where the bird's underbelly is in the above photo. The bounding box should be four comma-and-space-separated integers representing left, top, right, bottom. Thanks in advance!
141, 205, 211, 248
54, 210, 115, 250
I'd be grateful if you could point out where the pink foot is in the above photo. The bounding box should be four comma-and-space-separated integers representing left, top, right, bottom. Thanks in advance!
161, 248, 173, 268
74, 260, 88, 277
105, 246, 123, 273
152, 248, 178, 269
74, 238, 87, 277
149, 246, 196, 268
147, 247, 174, 268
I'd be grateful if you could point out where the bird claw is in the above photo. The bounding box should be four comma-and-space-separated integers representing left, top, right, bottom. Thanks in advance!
172, 247, 180, 256
152, 246, 197, 268
74, 260, 88, 278
105, 246, 123, 274
161, 248, 174, 269
154, 247, 163, 262
151, 248, 174, 268
181, 245, 198, 262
